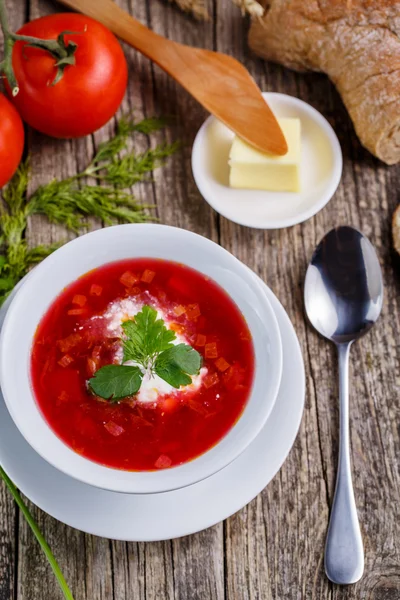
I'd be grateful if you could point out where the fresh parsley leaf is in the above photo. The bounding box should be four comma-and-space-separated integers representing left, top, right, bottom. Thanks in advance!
122, 305, 176, 367
89, 306, 202, 400
89, 365, 143, 401
155, 344, 202, 389
155, 362, 192, 388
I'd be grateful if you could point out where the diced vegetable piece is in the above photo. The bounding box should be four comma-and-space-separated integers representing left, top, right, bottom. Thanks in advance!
174, 305, 186, 317
195, 334, 206, 347
204, 372, 219, 388
187, 398, 208, 415
72, 294, 87, 307
223, 363, 246, 391
161, 396, 179, 412
141, 269, 156, 283
67, 308, 87, 316
92, 345, 102, 361
130, 287, 141, 296
90, 284, 103, 296
56, 390, 69, 405
58, 354, 74, 368
57, 332, 82, 353
186, 303, 201, 320
205, 342, 218, 359
240, 330, 251, 341
120, 271, 139, 287
71, 440, 85, 455
130, 414, 153, 428
215, 357, 230, 372
125, 398, 136, 409
40, 351, 56, 387
169, 322, 185, 335
155, 454, 172, 469
86, 358, 98, 377
104, 421, 125, 437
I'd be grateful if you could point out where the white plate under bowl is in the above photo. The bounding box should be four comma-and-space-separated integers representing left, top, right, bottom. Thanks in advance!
192, 92, 343, 229
0, 270, 305, 541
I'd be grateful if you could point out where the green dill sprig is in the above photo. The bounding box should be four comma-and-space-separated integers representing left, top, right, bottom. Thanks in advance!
28, 179, 153, 231
0, 115, 178, 304
100, 142, 180, 189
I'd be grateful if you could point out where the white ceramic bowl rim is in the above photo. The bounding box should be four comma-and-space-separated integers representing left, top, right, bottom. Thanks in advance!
0, 224, 283, 494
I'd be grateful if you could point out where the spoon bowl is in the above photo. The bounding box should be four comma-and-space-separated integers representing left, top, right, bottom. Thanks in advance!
304, 226, 383, 585
305, 226, 383, 344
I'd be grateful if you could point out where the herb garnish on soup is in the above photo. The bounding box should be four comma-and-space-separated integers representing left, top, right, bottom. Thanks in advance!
31, 259, 255, 471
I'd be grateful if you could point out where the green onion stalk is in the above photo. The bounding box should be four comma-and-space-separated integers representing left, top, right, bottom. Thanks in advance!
0, 466, 75, 599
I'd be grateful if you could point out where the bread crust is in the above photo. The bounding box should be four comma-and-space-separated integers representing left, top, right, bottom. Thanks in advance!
249, 0, 400, 164
393, 204, 400, 255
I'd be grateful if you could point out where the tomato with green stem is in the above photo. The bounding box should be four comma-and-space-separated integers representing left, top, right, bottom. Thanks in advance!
0, 93, 24, 188
7, 14, 128, 138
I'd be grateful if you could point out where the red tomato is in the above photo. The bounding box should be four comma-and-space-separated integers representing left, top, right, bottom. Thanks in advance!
9, 14, 128, 138
0, 93, 24, 188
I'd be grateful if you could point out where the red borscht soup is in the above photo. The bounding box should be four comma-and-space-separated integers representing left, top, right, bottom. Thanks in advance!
31, 259, 255, 471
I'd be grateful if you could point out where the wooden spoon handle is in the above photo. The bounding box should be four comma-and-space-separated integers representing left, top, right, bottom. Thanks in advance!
59, 0, 288, 156
58, 0, 180, 68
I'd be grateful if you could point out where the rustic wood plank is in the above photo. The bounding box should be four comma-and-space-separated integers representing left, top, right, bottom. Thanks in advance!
1, 0, 400, 599
0, 475, 16, 600
172, 528, 225, 600
110, 542, 146, 600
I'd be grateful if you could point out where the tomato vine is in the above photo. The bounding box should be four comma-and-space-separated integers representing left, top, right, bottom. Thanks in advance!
0, 0, 79, 95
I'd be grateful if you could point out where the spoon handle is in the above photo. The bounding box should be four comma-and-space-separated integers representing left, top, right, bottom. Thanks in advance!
325, 343, 364, 584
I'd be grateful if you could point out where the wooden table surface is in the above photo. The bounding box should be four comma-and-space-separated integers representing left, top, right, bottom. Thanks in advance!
1, 1, 400, 599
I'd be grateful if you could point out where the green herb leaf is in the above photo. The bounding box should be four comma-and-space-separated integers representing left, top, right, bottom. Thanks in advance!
0, 115, 179, 308
155, 343, 202, 389
89, 364, 143, 401
122, 305, 176, 367
2, 159, 30, 214
96, 306, 202, 397
101, 142, 180, 189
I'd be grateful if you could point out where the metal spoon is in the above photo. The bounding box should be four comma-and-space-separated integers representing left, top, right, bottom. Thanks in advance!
304, 226, 383, 585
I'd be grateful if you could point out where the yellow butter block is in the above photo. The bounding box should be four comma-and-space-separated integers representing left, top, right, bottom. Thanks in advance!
229, 118, 301, 192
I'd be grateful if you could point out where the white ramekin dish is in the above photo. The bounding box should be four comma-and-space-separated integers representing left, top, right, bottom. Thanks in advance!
192, 92, 343, 229
0, 224, 282, 494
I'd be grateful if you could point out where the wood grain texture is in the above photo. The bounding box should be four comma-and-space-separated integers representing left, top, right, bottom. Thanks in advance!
1, 0, 400, 599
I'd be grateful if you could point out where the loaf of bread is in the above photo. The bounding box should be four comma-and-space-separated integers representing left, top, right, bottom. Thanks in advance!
249, 0, 400, 165
172, 0, 400, 164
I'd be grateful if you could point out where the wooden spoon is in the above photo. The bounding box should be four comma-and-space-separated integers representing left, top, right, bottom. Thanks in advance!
58, 0, 288, 155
